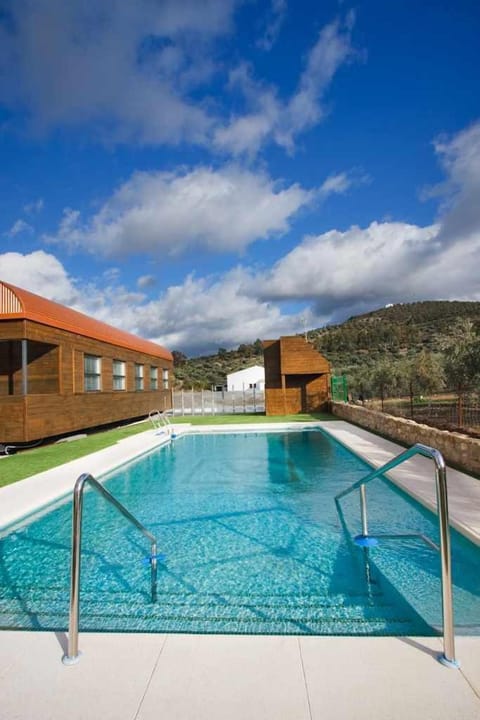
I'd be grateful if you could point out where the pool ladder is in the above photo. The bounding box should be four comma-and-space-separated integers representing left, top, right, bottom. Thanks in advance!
149, 408, 173, 431
62, 473, 159, 666
335, 443, 459, 669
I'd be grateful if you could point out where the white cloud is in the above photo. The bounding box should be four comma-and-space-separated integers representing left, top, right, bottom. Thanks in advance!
215, 14, 357, 155
0, 3, 358, 156
3, 114, 480, 359
132, 270, 303, 354
284, 12, 357, 140
46, 166, 313, 256
257, 0, 287, 51
0, 0, 238, 145
0, 250, 79, 304
262, 120, 480, 315
137, 274, 157, 289
0, 250, 304, 355
4, 119, 480, 356
5, 219, 34, 237
432, 122, 480, 245
318, 170, 368, 197
263, 221, 440, 312
23, 198, 44, 214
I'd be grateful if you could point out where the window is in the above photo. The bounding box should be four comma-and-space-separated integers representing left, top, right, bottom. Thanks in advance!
84, 354, 101, 392
135, 363, 144, 391
113, 360, 126, 390
150, 366, 158, 390
162, 368, 169, 389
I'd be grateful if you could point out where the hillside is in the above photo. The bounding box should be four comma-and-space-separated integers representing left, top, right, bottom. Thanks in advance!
310, 300, 480, 372
173, 340, 264, 389
173, 300, 480, 388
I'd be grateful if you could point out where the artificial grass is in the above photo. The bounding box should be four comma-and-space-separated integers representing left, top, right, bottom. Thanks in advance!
0, 412, 336, 488
0, 422, 151, 488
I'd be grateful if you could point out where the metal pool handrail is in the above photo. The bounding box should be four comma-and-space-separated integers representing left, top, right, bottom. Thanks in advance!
62, 473, 158, 666
335, 443, 459, 669
149, 408, 173, 431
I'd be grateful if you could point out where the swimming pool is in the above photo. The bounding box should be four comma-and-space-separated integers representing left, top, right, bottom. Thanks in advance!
1, 429, 479, 635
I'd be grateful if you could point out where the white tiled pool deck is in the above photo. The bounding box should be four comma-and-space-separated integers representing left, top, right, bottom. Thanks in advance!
1, 420, 480, 719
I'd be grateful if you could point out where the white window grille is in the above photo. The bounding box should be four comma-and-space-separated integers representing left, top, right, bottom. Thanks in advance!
135, 363, 144, 391
113, 360, 126, 390
150, 366, 158, 390
84, 355, 101, 392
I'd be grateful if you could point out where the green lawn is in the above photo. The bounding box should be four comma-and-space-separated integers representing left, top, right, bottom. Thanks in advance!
0, 412, 335, 488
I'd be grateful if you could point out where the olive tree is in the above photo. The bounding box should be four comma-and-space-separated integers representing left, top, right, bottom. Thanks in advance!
400, 351, 445, 417
370, 359, 399, 411
444, 319, 480, 392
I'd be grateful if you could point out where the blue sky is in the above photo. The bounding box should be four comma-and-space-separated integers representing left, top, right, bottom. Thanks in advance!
1, 0, 480, 355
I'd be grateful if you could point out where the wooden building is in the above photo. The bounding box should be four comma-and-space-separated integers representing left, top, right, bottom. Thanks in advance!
263, 336, 330, 415
0, 281, 173, 444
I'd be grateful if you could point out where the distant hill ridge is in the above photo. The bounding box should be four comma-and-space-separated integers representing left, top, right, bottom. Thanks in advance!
173, 300, 480, 388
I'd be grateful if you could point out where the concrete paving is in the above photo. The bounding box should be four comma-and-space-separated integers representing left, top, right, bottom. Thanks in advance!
1, 632, 479, 720
319, 420, 480, 545
0, 426, 173, 528
1, 420, 480, 719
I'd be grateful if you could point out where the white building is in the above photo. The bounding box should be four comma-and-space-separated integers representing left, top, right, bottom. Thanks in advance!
227, 365, 265, 392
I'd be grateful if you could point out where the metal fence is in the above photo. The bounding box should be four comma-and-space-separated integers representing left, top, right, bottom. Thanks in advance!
331, 374, 348, 403
172, 388, 265, 416
369, 391, 480, 433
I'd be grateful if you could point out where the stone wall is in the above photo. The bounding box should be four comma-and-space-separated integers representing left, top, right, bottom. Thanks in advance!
331, 402, 480, 476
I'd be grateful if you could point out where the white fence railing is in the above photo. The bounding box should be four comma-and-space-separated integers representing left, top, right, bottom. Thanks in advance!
172, 388, 265, 415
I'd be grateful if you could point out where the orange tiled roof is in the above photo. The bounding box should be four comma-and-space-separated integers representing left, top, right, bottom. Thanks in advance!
0, 281, 172, 362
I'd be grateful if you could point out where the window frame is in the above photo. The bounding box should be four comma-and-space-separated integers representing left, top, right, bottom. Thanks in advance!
112, 359, 126, 391
135, 363, 144, 391
84, 354, 102, 392
150, 366, 158, 391
162, 368, 169, 390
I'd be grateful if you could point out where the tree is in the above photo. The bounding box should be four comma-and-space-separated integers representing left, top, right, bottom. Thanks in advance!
345, 366, 373, 400
371, 360, 398, 411
444, 319, 480, 391
237, 343, 253, 357
400, 351, 445, 418
172, 350, 187, 367
253, 338, 263, 355
443, 319, 480, 425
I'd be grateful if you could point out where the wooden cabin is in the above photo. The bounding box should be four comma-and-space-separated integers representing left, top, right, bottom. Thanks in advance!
0, 281, 173, 444
263, 336, 330, 415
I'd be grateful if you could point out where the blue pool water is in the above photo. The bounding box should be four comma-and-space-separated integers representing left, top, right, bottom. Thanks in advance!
1, 430, 479, 635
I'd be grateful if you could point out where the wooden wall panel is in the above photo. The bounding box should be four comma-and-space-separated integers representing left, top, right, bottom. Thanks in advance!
263, 335, 330, 416
0, 397, 25, 442
305, 374, 329, 412
265, 388, 302, 415
20, 389, 172, 443
280, 336, 330, 375
28, 343, 59, 394
0, 318, 173, 442
0, 320, 25, 341
262, 340, 281, 388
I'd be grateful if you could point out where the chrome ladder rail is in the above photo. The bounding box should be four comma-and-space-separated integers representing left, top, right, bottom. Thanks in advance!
335, 443, 459, 669
62, 473, 158, 666
149, 408, 174, 434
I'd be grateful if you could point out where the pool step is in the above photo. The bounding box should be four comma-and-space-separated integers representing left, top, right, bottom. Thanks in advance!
0, 587, 433, 636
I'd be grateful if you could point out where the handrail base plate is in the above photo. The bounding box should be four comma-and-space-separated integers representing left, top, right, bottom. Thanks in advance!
62, 651, 82, 666
438, 654, 460, 670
